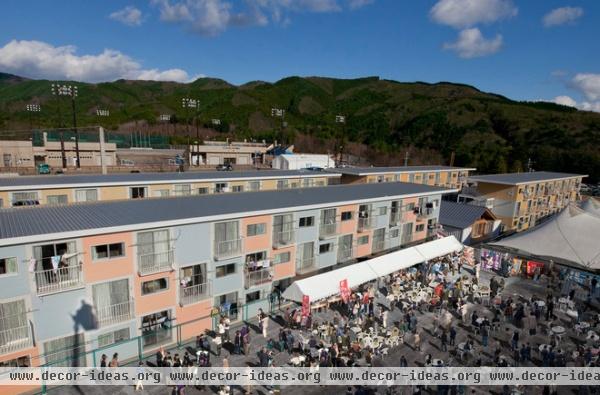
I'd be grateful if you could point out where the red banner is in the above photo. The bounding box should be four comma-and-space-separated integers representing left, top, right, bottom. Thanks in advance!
526, 260, 544, 276
339, 279, 350, 302
302, 295, 310, 316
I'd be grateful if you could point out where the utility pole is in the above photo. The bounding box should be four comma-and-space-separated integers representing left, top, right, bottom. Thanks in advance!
527, 158, 534, 172
449, 151, 455, 167
271, 108, 285, 145
70, 86, 80, 168
335, 115, 346, 166
404, 151, 409, 167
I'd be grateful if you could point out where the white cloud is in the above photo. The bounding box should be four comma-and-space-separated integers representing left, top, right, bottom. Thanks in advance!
443, 28, 502, 58
572, 73, 600, 101
543, 6, 583, 27
347, 0, 373, 10
151, 0, 369, 36
430, 0, 517, 28
552, 95, 577, 107
109, 6, 143, 26
546, 95, 600, 113
0, 39, 198, 83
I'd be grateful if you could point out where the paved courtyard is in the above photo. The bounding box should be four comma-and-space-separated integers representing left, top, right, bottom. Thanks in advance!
43, 269, 600, 395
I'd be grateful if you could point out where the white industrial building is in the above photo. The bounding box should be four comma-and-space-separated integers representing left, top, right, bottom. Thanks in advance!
271, 154, 334, 170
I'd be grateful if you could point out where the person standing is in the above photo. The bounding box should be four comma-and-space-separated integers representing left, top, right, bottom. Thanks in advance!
109, 353, 119, 367
135, 361, 145, 391
99, 354, 108, 368
481, 325, 489, 347
414, 331, 421, 352
242, 330, 250, 356
449, 326, 457, 346
440, 330, 448, 352
234, 330, 242, 355
262, 314, 269, 338
214, 335, 222, 356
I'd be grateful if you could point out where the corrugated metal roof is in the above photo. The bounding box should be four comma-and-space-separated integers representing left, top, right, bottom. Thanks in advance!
328, 166, 475, 176
468, 171, 586, 185
0, 169, 340, 190
439, 201, 488, 230
0, 182, 455, 243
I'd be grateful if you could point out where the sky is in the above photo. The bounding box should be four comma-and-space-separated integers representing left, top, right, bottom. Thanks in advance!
0, 0, 599, 111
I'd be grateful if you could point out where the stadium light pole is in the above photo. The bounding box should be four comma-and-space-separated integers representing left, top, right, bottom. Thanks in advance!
26, 104, 41, 139
335, 114, 346, 166
182, 98, 199, 137
271, 108, 285, 145
50, 83, 68, 169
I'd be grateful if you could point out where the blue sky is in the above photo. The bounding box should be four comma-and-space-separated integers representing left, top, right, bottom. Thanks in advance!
0, 0, 598, 110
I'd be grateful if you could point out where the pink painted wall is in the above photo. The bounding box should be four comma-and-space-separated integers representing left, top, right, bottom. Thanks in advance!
402, 197, 419, 243
134, 270, 177, 317
82, 232, 134, 283
355, 229, 373, 258
338, 204, 358, 234
176, 299, 213, 339
241, 215, 272, 252
272, 246, 296, 280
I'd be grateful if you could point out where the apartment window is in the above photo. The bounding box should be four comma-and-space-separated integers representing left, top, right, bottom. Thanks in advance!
390, 229, 400, 238
33, 241, 77, 273
273, 214, 294, 246
130, 187, 147, 199
341, 211, 353, 221
75, 189, 98, 202
43, 333, 86, 366
247, 181, 261, 191
12, 191, 39, 205
357, 235, 369, 245
0, 299, 28, 352
141, 278, 169, 295
299, 216, 315, 227
0, 257, 18, 276
272, 252, 291, 265
276, 180, 289, 190
47, 194, 68, 205
378, 207, 387, 216
246, 290, 261, 303
215, 183, 228, 193
137, 229, 172, 269
92, 243, 125, 260
302, 178, 314, 188
416, 224, 425, 232
232, 185, 244, 193
174, 184, 191, 196
197, 187, 209, 195
154, 189, 170, 198
98, 327, 130, 348
0, 355, 30, 367
319, 242, 333, 254
215, 263, 236, 278
0, 198, 3, 208
245, 251, 267, 264
405, 202, 415, 211
247, 223, 266, 237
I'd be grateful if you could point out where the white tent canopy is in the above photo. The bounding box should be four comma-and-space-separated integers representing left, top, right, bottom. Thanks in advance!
489, 205, 600, 271
414, 236, 464, 261
282, 236, 463, 303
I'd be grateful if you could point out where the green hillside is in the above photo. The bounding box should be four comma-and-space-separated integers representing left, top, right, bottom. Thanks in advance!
0, 73, 599, 181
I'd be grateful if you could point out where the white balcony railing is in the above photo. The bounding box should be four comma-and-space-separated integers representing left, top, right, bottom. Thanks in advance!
319, 222, 338, 238
214, 239, 243, 260
179, 282, 210, 306
272, 230, 295, 249
95, 300, 134, 328
245, 268, 273, 288
337, 247, 354, 263
357, 216, 374, 231
0, 325, 33, 355
138, 250, 174, 275
295, 257, 316, 274
34, 265, 84, 295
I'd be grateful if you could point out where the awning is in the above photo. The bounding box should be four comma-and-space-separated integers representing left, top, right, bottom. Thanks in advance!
415, 236, 464, 260
368, 247, 425, 278
282, 236, 462, 303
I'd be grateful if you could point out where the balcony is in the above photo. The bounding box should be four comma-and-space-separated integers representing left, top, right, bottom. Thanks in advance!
0, 325, 33, 356
389, 210, 401, 226
337, 247, 354, 263
245, 267, 273, 288
138, 250, 174, 275
272, 230, 295, 249
179, 282, 210, 306
319, 221, 338, 239
372, 239, 387, 253
214, 239, 243, 260
34, 265, 84, 295
357, 216, 374, 232
95, 300, 134, 328
295, 257, 316, 275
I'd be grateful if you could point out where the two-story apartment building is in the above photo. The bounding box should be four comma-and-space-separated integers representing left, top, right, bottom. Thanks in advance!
0, 182, 455, 370
0, 169, 340, 207
331, 166, 475, 189
461, 171, 586, 232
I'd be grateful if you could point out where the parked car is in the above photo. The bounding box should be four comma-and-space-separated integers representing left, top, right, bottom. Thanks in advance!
580, 184, 591, 194
304, 166, 324, 171
37, 163, 51, 174
12, 200, 40, 207
216, 164, 233, 171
